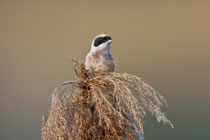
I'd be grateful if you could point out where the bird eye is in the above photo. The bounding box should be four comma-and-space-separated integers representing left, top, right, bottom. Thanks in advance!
107, 36, 112, 40
104, 36, 112, 41
102, 38, 106, 42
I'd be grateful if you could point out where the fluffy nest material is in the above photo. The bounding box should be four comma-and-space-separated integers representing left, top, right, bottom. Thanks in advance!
42, 59, 173, 140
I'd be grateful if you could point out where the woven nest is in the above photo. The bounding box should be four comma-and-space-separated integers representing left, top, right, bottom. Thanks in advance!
42, 60, 173, 140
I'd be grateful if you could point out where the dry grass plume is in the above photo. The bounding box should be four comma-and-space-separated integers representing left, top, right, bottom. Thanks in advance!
42, 59, 173, 140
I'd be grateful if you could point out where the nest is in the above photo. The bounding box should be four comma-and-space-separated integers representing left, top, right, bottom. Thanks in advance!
42, 60, 173, 140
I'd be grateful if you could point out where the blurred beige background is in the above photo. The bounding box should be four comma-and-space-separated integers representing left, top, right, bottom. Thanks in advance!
0, 0, 210, 139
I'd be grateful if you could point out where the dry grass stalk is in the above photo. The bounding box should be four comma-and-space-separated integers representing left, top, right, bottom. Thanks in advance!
42, 59, 173, 140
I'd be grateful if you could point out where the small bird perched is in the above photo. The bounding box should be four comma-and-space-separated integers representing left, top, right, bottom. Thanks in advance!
85, 34, 115, 72
43, 34, 173, 140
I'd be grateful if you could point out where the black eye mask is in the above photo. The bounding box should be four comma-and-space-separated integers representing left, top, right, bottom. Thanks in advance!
94, 36, 112, 47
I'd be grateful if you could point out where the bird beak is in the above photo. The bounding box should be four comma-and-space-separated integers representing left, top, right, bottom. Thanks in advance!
106, 40, 113, 44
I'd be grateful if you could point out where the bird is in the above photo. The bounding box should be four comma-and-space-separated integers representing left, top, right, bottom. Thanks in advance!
85, 34, 115, 72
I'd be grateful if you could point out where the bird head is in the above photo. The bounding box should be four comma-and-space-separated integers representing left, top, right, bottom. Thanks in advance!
90, 34, 113, 52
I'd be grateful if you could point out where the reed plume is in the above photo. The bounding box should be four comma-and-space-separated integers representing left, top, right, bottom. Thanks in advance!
42, 59, 173, 140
